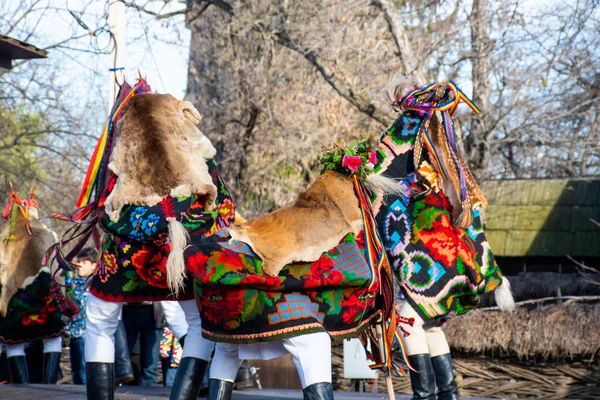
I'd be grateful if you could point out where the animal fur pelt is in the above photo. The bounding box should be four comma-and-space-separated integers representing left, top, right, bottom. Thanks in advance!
0, 209, 57, 317
105, 93, 217, 222
229, 171, 363, 277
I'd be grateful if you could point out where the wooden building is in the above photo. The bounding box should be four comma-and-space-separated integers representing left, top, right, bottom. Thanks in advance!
482, 178, 600, 275
0, 34, 47, 70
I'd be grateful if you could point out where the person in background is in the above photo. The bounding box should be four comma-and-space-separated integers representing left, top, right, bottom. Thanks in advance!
160, 327, 182, 387
114, 319, 134, 386
122, 302, 162, 387
64, 247, 97, 384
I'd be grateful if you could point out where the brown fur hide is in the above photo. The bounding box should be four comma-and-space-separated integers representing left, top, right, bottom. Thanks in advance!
0, 208, 58, 317
229, 171, 363, 277
105, 93, 217, 222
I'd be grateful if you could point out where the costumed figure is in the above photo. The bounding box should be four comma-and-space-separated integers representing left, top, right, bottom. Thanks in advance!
45, 80, 235, 400
185, 142, 410, 400
371, 80, 515, 400
0, 187, 64, 384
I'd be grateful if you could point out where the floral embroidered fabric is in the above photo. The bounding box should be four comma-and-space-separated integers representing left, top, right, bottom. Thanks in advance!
0, 270, 64, 344
373, 111, 503, 324
90, 159, 235, 302
186, 230, 381, 343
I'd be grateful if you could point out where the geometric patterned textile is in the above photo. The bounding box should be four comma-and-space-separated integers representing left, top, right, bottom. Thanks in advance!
90, 159, 235, 303
186, 230, 381, 343
0, 270, 65, 344
373, 111, 503, 324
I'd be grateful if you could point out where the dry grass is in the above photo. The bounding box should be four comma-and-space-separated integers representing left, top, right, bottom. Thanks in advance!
444, 302, 600, 360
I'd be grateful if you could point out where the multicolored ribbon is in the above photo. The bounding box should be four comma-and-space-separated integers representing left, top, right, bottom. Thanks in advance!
392, 80, 480, 116
353, 175, 415, 376
45, 79, 152, 317
393, 81, 480, 215
76, 79, 149, 208
3, 187, 39, 243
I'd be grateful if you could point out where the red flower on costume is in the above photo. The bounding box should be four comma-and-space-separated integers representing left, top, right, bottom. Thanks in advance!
131, 247, 169, 288
340, 291, 364, 324
239, 274, 283, 289
199, 288, 244, 330
21, 312, 48, 326
417, 216, 476, 270
216, 249, 245, 272
186, 251, 210, 279
97, 251, 119, 283
423, 189, 453, 212
303, 257, 343, 289
342, 155, 363, 171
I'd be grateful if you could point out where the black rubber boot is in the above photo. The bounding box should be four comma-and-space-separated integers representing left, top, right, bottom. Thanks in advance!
8, 356, 30, 383
303, 382, 334, 400
86, 362, 115, 400
168, 357, 208, 400
431, 353, 460, 400
407, 354, 436, 400
207, 379, 234, 400
42, 352, 61, 384
234, 360, 253, 389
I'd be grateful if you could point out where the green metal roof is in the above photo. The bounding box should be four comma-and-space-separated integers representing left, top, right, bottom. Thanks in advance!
481, 179, 600, 257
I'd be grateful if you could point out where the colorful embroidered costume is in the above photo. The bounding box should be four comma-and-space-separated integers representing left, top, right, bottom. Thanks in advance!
372, 102, 503, 324
47, 81, 238, 400
0, 271, 64, 344
91, 159, 235, 303
187, 229, 380, 342
0, 190, 64, 384
0, 194, 64, 345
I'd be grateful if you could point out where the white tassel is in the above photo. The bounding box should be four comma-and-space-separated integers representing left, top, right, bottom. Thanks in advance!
495, 276, 516, 311
366, 174, 407, 200
166, 218, 190, 296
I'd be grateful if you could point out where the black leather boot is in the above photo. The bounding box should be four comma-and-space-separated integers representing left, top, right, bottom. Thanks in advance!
168, 357, 208, 400
42, 352, 61, 384
431, 353, 459, 400
207, 379, 234, 400
303, 382, 334, 400
86, 362, 115, 400
8, 356, 30, 383
407, 354, 436, 400
234, 360, 253, 389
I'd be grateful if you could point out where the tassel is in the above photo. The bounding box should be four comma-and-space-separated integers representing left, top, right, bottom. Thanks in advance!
495, 276, 516, 311
166, 218, 190, 296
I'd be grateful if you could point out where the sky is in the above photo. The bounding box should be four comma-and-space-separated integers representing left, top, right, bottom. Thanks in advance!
3, 0, 192, 114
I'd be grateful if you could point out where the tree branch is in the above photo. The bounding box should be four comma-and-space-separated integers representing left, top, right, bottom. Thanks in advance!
272, 29, 389, 127
371, 0, 426, 84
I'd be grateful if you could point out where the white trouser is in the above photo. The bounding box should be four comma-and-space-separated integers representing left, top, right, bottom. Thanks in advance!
85, 294, 213, 362
160, 300, 189, 340
178, 299, 214, 360
85, 294, 122, 362
210, 332, 332, 389
5, 336, 62, 358
399, 301, 450, 357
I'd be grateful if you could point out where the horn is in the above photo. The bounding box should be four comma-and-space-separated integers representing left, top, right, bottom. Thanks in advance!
181, 101, 202, 125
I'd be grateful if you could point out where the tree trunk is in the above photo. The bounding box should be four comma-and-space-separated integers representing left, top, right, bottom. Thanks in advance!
466, 0, 493, 181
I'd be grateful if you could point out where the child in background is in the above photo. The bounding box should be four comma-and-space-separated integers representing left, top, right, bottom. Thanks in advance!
64, 247, 97, 384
